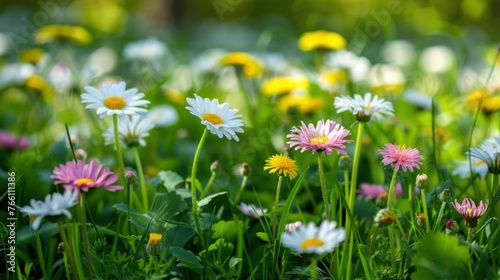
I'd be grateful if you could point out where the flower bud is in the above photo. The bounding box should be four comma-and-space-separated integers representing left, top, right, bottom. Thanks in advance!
284, 221, 302, 232
240, 163, 252, 177
416, 173, 428, 190
75, 148, 87, 161
210, 160, 222, 174
416, 213, 426, 228
146, 233, 163, 256
375, 208, 395, 226
338, 155, 352, 171
445, 219, 459, 235
439, 189, 451, 202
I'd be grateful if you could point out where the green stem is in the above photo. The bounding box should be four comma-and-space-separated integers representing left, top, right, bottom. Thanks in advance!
34, 230, 48, 279
388, 226, 396, 267
467, 227, 473, 243
134, 146, 149, 211
272, 176, 284, 239
342, 170, 349, 226
113, 114, 126, 181
386, 169, 398, 211
202, 171, 217, 197
62, 250, 71, 280
191, 128, 209, 248
317, 153, 330, 220
126, 177, 131, 235
310, 257, 318, 280
234, 175, 248, 205
79, 194, 93, 279
345, 122, 364, 280
433, 202, 447, 232
421, 189, 431, 232
58, 221, 79, 280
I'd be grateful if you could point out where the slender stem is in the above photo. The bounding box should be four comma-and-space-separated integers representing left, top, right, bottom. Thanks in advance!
58, 222, 78, 280
388, 226, 396, 267
317, 153, 330, 220
126, 177, 131, 235
113, 114, 126, 180
345, 122, 364, 280
79, 194, 93, 279
433, 202, 447, 231
62, 250, 71, 280
342, 170, 349, 226
191, 128, 209, 248
34, 230, 48, 279
386, 169, 398, 211
310, 257, 318, 280
467, 227, 473, 243
202, 171, 217, 197
134, 146, 149, 211
272, 176, 284, 239
234, 175, 248, 205
421, 189, 431, 232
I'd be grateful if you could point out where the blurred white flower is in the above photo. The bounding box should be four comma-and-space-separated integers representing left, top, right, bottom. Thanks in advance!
18, 190, 79, 231
381, 40, 415, 67
0, 63, 36, 88
47, 62, 72, 94
369, 64, 406, 90
82, 47, 117, 80
148, 105, 178, 127
452, 157, 488, 179
325, 50, 371, 83
123, 37, 167, 61
237, 202, 268, 219
103, 115, 155, 148
420, 46, 454, 74
403, 89, 433, 110
281, 220, 345, 254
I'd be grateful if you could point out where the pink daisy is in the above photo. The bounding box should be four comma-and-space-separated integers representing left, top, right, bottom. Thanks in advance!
52, 160, 123, 193
378, 144, 423, 172
357, 182, 411, 200
287, 119, 353, 155
0, 130, 30, 150
451, 198, 488, 228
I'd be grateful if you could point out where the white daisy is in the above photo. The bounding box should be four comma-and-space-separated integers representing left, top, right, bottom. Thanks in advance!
281, 220, 345, 254
186, 94, 244, 141
468, 141, 500, 174
81, 81, 150, 118
452, 157, 488, 179
237, 203, 268, 219
334, 92, 394, 122
148, 105, 179, 127
123, 37, 167, 61
18, 190, 79, 231
103, 115, 155, 148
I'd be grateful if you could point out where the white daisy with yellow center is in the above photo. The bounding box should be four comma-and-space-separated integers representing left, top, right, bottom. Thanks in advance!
81, 81, 150, 118
103, 115, 155, 148
334, 92, 394, 123
185, 94, 244, 141
281, 220, 345, 255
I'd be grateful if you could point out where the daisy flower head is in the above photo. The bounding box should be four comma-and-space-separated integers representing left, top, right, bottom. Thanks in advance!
468, 141, 500, 174
379, 143, 423, 172
81, 81, 150, 119
18, 190, 79, 231
452, 156, 489, 179
451, 198, 488, 228
287, 119, 353, 155
185, 94, 244, 141
281, 220, 345, 254
148, 105, 178, 127
52, 160, 123, 193
334, 93, 394, 122
237, 203, 268, 219
103, 115, 155, 148
123, 37, 167, 61
357, 182, 407, 200
264, 154, 298, 179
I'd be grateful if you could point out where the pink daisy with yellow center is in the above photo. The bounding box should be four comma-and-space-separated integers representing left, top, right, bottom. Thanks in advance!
451, 198, 488, 228
378, 143, 423, 172
52, 160, 123, 193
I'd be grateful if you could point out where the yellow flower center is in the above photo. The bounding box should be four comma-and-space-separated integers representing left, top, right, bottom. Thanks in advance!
75, 178, 95, 185
300, 237, 324, 249
365, 104, 371, 110
202, 113, 224, 125
310, 136, 329, 145
467, 208, 472, 215
475, 160, 485, 167
103, 96, 127, 109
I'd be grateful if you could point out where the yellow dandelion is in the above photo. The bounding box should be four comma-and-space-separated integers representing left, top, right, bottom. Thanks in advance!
277, 95, 322, 115
24, 75, 55, 100
261, 76, 309, 96
264, 154, 298, 179
219, 52, 264, 79
148, 233, 163, 246
36, 25, 92, 45
298, 30, 347, 52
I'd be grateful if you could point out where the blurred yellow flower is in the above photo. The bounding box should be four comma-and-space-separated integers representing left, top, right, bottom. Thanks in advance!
165, 88, 186, 105
466, 88, 500, 115
261, 76, 309, 96
264, 154, 298, 179
145, 165, 160, 177
321, 70, 348, 84
148, 233, 162, 246
298, 30, 346, 52
24, 75, 54, 100
277, 95, 323, 115
219, 52, 264, 79
36, 25, 92, 45
19, 48, 45, 64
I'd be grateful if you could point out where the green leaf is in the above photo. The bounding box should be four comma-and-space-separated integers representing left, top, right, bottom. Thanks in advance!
200, 238, 234, 263
166, 225, 195, 248
411, 232, 470, 279
198, 191, 227, 208
152, 170, 184, 191
229, 257, 242, 269
211, 220, 246, 242
256, 232, 270, 243
170, 246, 203, 272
